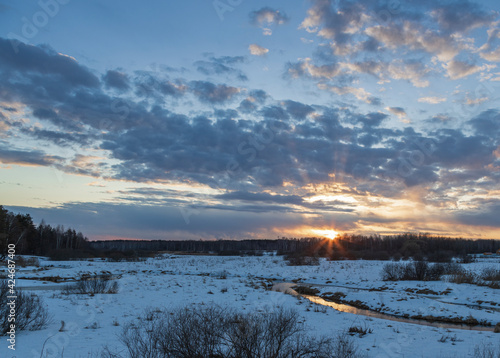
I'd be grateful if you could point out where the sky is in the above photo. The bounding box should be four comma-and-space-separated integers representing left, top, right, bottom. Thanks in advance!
0, 0, 500, 241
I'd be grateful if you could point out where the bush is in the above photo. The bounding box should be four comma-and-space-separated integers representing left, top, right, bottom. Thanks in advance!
15, 256, 40, 267
285, 253, 320, 266
382, 261, 458, 281
447, 267, 500, 289
120, 305, 364, 358
294, 286, 321, 295
448, 268, 477, 285
331, 332, 362, 358
457, 253, 476, 264
472, 342, 500, 358
381, 263, 403, 281
0, 280, 51, 335
64, 274, 119, 295
480, 268, 500, 282
347, 324, 372, 337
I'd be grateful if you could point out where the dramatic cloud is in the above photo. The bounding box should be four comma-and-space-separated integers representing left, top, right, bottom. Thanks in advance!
1, 0, 500, 243
8, 202, 307, 240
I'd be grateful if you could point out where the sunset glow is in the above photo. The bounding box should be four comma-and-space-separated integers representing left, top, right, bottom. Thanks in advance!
311, 229, 339, 240
0, 1, 499, 240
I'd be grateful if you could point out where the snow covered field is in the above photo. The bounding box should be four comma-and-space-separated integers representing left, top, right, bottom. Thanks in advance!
2, 254, 499, 357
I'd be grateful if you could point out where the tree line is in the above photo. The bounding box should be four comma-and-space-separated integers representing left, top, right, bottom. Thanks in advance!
92, 233, 500, 262
1, 205, 499, 261
0, 205, 90, 259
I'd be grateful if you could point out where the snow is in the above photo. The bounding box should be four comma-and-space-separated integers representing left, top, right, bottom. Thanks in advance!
2, 255, 499, 357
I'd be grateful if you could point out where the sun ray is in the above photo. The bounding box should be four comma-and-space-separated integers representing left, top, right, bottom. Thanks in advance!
311, 229, 339, 240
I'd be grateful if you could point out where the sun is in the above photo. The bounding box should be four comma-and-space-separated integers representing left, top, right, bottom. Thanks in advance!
311, 229, 339, 240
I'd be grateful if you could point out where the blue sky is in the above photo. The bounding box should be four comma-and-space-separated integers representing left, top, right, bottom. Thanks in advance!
1, 0, 500, 240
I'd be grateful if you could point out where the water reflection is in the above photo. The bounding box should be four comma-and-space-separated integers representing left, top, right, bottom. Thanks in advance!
273, 283, 494, 332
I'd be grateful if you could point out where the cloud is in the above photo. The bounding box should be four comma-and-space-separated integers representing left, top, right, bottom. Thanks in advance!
343, 59, 430, 87
352, 112, 388, 128
0, 147, 62, 166
385, 61, 430, 88
238, 90, 268, 113
260, 105, 289, 120
215, 191, 304, 205
455, 199, 500, 228
134, 72, 186, 98
8, 202, 307, 240
427, 114, 454, 123
464, 93, 490, 106
480, 47, 500, 62
250, 7, 289, 35
418, 96, 447, 104
443, 60, 484, 80
248, 44, 269, 56
318, 84, 373, 103
1, 36, 499, 227
299, 0, 367, 51
249, 7, 289, 36
287, 58, 342, 79
430, 128, 496, 169
103, 70, 130, 90
478, 23, 500, 61
282, 100, 315, 120
189, 81, 240, 103
195, 56, 248, 81
468, 109, 500, 136
386, 107, 407, 118
430, 1, 496, 34
0, 38, 99, 88
365, 22, 461, 63
20, 127, 90, 146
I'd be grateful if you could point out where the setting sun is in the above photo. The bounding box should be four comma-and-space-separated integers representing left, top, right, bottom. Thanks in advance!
311, 229, 339, 240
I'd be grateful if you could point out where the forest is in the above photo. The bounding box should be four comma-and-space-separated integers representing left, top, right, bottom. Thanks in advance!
0, 205, 90, 259
1, 206, 499, 261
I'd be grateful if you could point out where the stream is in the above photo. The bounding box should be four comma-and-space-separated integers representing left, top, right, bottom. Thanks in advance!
272, 283, 496, 332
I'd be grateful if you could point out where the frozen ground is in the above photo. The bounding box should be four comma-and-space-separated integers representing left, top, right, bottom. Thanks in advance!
1, 254, 499, 357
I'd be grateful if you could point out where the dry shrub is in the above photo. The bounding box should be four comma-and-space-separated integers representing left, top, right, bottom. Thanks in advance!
0, 280, 51, 335
64, 274, 119, 295
120, 305, 365, 358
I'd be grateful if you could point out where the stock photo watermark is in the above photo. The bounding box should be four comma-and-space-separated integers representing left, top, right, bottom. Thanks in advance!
8, 0, 71, 53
